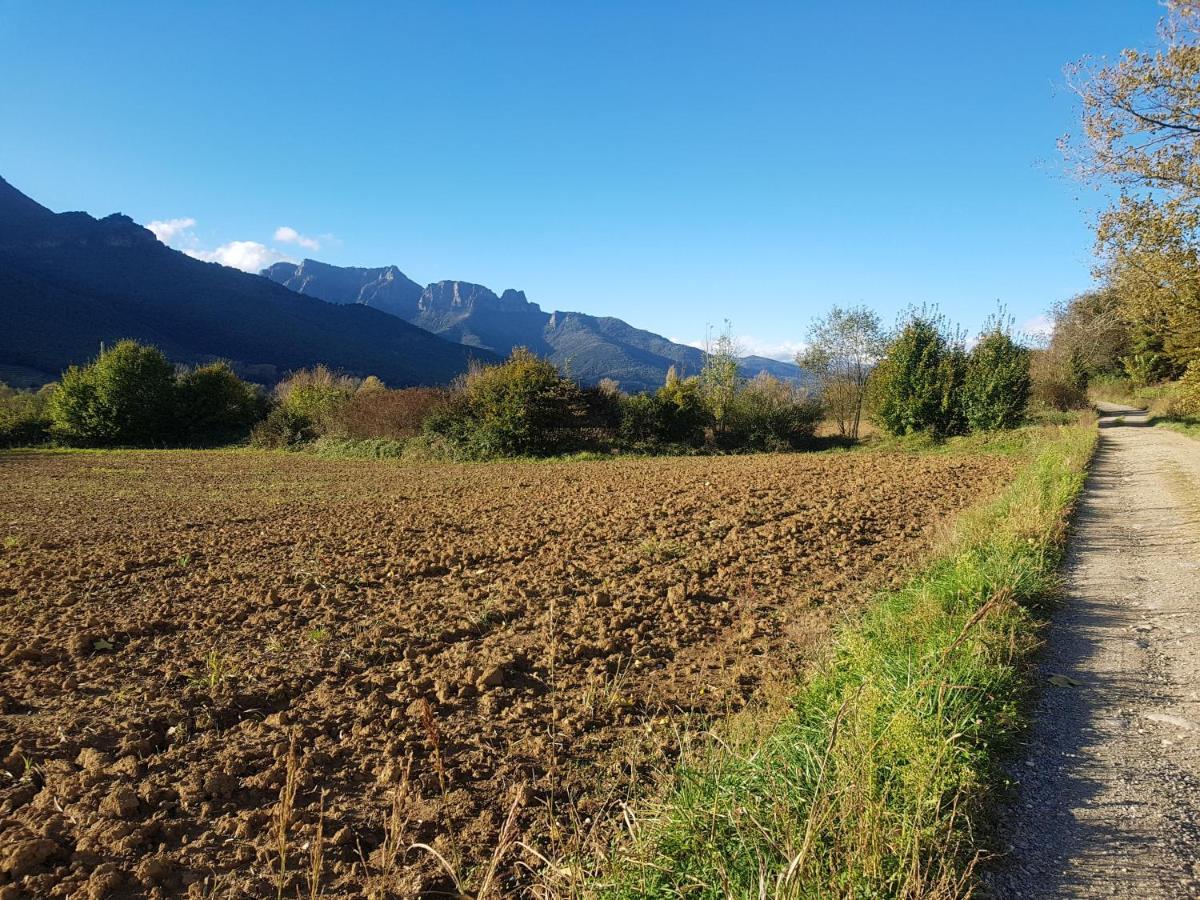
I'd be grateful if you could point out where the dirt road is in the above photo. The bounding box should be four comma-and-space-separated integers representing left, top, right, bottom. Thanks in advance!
986, 406, 1200, 897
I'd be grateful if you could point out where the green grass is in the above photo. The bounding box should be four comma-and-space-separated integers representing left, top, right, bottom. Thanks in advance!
591, 423, 1096, 899
1156, 417, 1200, 440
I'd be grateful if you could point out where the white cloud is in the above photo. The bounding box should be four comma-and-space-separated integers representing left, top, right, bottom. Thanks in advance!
146, 217, 197, 244
1021, 313, 1055, 340
185, 241, 295, 273
734, 335, 806, 362
671, 334, 805, 362
148, 216, 300, 272
273, 226, 321, 251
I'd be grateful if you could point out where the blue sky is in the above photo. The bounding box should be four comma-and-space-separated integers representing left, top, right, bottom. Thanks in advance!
0, 1, 1160, 358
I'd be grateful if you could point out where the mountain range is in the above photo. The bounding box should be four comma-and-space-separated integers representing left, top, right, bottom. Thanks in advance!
264, 258, 804, 393
0, 177, 493, 388
0, 175, 805, 393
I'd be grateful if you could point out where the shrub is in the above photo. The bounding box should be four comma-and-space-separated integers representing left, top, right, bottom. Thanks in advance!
655, 371, 710, 446
871, 314, 967, 437
422, 349, 589, 458
250, 406, 317, 449
342, 386, 449, 440
1030, 349, 1087, 411
175, 362, 265, 445
723, 373, 821, 451
1168, 361, 1200, 418
0, 383, 54, 447
617, 393, 662, 447
615, 372, 711, 452
962, 325, 1031, 431
49, 340, 177, 446
275, 366, 358, 437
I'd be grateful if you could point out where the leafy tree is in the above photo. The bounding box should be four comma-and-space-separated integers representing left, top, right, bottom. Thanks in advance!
175, 362, 265, 445
0, 382, 55, 447
962, 319, 1031, 431
1065, 0, 1200, 372
49, 340, 176, 446
699, 322, 743, 436
797, 305, 885, 440
871, 312, 967, 437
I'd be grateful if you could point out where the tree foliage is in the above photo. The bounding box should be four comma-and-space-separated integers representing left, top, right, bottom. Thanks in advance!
176, 362, 265, 445
797, 305, 885, 440
422, 349, 588, 458
870, 313, 968, 438
49, 340, 177, 446
1066, 0, 1200, 371
962, 319, 1031, 431
699, 322, 743, 436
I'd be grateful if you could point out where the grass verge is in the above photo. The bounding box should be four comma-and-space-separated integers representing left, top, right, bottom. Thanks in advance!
1155, 417, 1200, 440
591, 423, 1096, 899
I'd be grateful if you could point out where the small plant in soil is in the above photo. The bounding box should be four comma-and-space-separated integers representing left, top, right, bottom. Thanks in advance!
637, 538, 687, 562
190, 649, 233, 690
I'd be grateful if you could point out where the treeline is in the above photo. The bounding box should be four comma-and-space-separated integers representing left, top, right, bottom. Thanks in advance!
0, 341, 265, 448
251, 344, 822, 459
1, 307, 1036, 456
1051, 0, 1200, 419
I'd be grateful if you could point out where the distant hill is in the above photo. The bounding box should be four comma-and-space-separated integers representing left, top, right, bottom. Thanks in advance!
0, 177, 493, 387
265, 259, 809, 393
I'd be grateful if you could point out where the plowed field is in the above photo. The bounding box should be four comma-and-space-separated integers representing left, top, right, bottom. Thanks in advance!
0, 449, 1013, 898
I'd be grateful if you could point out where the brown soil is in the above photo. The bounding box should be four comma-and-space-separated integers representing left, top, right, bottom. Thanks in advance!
0, 449, 1013, 898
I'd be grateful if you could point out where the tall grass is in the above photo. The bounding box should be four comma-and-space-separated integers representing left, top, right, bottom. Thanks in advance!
596, 424, 1096, 899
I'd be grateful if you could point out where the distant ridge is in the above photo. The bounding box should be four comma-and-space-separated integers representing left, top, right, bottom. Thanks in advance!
0, 177, 494, 387
265, 259, 809, 393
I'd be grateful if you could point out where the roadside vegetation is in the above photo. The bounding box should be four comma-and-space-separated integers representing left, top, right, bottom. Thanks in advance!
2, 309, 1044, 458
586, 422, 1095, 898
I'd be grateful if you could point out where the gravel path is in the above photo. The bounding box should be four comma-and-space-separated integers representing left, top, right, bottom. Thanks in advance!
984, 406, 1200, 898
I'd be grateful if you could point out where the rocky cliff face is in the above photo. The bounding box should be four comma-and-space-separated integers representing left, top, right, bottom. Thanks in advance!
263, 259, 424, 320
263, 258, 810, 393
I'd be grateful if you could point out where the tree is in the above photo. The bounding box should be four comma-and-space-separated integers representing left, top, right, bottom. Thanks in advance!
797, 305, 885, 440
699, 321, 742, 436
175, 362, 264, 445
49, 340, 177, 446
962, 318, 1031, 431
1065, 0, 1200, 372
870, 312, 967, 437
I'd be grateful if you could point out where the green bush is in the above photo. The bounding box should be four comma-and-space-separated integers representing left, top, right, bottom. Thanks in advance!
616, 372, 711, 452
656, 371, 710, 446
0, 383, 55, 447
871, 314, 967, 437
962, 326, 1031, 431
176, 362, 265, 445
49, 341, 177, 446
250, 406, 317, 449
723, 373, 821, 451
1169, 361, 1200, 417
422, 349, 589, 458
275, 366, 358, 436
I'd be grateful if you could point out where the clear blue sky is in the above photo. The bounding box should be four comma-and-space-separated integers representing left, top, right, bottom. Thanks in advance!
0, 1, 1160, 358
